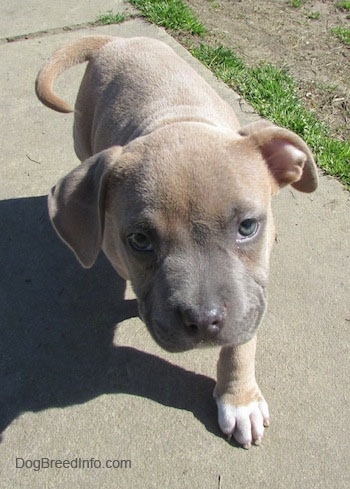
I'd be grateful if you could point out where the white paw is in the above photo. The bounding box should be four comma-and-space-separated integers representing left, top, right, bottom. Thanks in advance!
216, 398, 270, 448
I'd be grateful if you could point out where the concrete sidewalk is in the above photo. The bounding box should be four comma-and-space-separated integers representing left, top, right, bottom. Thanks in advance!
0, 1, 349, 488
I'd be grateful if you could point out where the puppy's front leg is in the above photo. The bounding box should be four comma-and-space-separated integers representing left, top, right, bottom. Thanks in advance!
214, 336, 270, 448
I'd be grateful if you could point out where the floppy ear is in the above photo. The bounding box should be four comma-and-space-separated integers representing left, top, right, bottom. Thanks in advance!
48, 146, 122, 268
239, 120, 318, 193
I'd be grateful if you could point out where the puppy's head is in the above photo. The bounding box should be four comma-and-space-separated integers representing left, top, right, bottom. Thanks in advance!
49, 122, 318, 351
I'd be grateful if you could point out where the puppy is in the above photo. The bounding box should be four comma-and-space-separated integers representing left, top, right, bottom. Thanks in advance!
36, 36, 318, 448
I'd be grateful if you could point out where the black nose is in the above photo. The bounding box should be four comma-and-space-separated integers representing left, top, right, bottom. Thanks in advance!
180, 305, 226, 338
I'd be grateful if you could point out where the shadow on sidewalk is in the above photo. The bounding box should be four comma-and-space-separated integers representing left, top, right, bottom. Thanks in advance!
0, 196, 219, 442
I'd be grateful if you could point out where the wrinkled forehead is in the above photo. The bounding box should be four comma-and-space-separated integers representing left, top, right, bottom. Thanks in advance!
111, 129, 272, 229
137, 143, 271, 211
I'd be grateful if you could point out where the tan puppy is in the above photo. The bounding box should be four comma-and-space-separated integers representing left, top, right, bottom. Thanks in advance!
36, 36, 318, 448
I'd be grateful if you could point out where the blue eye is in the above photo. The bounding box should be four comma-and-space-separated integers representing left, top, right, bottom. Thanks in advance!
238, 219, 259, 239
128, 233, 154, 252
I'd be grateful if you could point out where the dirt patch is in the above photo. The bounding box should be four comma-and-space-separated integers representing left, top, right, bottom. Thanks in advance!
183, 0, 349, 141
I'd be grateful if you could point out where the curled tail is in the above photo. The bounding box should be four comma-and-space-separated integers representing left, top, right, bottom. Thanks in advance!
35, 36, 113, 113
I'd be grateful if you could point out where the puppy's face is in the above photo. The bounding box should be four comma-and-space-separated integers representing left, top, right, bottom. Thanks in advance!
103, 125, 275, 352
49, 121, 316, 352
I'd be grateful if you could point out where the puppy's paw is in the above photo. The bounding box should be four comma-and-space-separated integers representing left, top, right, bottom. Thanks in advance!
216, 397, 270, 449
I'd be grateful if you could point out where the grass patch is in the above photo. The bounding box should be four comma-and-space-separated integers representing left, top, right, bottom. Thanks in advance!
209, 0, 220, 8
331, 26, 350, 45
98, 11, 128, 24
128, 0, 207, 34
289, 0, 305, 7
307, 11, 321, 20
190, 44, 350, 187
336, 1, 350, 10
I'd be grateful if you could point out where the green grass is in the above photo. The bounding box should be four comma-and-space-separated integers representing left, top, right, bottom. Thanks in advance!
98, 11, 128, 24
190, 44, 350, 187
331, 26, 350, 45
290, 0, 305, 7
307, 11, 321, 20
336, 1, 350, 10
128, 0, 207, 34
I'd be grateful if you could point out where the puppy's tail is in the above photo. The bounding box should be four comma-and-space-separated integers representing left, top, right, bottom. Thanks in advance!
35, 36, 113, 113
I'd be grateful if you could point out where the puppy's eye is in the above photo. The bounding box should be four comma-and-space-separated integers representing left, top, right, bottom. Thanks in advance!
238, 219, 259, 239
128, 233, 154, 252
